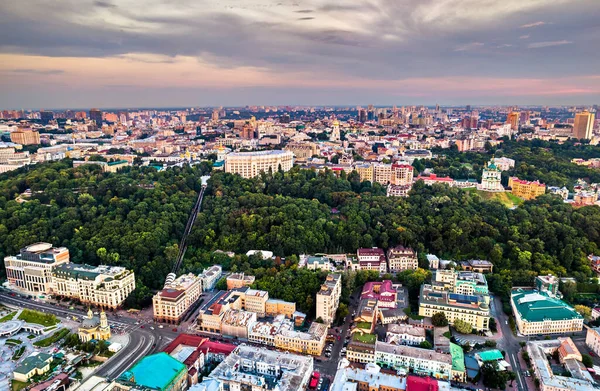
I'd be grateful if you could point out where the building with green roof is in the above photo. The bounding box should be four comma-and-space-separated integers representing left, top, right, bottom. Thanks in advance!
118, 352, 187, 391
511, 288, 583, 336
449, 342, 466, 382
13, 352, 53, 382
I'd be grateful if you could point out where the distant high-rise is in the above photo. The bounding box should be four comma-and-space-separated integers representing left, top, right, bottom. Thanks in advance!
40, 110, 54, 125
506, 111, 520, 131
358, 109, 367, 123
211, 109, 219, 122
465, 105, 471, 111
89, 108, 103, 126
573, 111, 595, 140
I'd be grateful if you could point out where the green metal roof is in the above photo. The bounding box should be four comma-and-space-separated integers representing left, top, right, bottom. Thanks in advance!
511, 289, 582, 322
478, 349, 504, 362
14, 353, 52, 374
107, 160, 128, 166
449, 342, 465, 372
119, 352, 186, 390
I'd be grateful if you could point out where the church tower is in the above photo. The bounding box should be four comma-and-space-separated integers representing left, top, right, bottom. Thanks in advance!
100, 310, 108, 330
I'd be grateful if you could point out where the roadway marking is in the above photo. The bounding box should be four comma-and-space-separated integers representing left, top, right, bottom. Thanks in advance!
509, 352, 525, 391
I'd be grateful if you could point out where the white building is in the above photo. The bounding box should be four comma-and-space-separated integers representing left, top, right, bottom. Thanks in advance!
477, 159, 504, 192
493, 157, 516, 171
386, 246, 417, 272
357, 248, 387, 274
374, 341, 453, 380
199, 265, 222, 291
224, 150, 294, 178
426, 254, 439, 270
153, 273, 202, 324
586, 327, 600, 357
386, 324, 426, 346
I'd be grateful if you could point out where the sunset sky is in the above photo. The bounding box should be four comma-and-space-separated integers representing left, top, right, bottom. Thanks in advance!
1, 0, 599, 108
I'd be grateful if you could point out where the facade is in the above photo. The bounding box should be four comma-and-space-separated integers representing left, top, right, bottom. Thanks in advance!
118, 352, 188, 391
460, 259, 494, 273
304, 256, 332, 272
386, 184, 412, 197
418, 285, 490, 331
10, 128, 41, 145
203, 345, 313, 391
284, 142, 319, 162
78, 309, 111, 342
477, 159, 503, 192
220, 310, 257, 339
198, 265, 222, 291
224, 150, 294, 178
493, 157, 516, 171
331, 361, 408, 391
511, 289, 583, 336
427, 254, 440, 270
4, 243, 70, 294
573, 110, 595, 140
315, 273, 342, 325
357, 248, 387, 274
586, 327, 600, 357
51, 263, 135, 309
374, 341, 453, 380
153, 273, 202, 324
506, 111, 520, 131
248, 316, 327, 356
386, 246, 417, 272
226, 273, 255, 290
508, 176, 546, 200
535, 274, 560, 297
390, 164, 414, 186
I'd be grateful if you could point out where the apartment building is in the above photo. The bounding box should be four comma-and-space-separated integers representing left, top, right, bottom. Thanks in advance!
390, 164, 414, 185
375, 341, 453, 380
386, 324, 426, 346
220, 310, 257, 339
226, 273, 255, 290
284, 142, 319, 162
51, 263, 135, 309
224, 150, 294, 178
248, 315, 327, 356
153, 273, 202, 324
511, 289, 583, 336
357, 248, 387, 274
10, 128, 40, 145
508, 177, 546, 200
386, 246, 417, 272
418, 285, 490, 331
586, 327, 600, 357
4, 243, 70, 294
355, 163, 374, 183
316, 273, 342, 325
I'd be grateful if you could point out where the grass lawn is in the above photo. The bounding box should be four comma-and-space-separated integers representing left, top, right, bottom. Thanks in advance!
27, 334, 36, 339
34, 329, 69, 348
356, 322, 372, 330
11, 380, 28, 391
353, 333, 376, 344
12, 346, 26, 360
18, 309, 58, 326
0, 312, 16, 323
5, 339, 21, 346
468, 189, 524, 208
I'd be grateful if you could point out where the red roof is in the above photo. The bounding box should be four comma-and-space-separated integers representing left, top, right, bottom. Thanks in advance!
406, 376, 439, 391
163, 334, 236, 366
416, 174, 453, 182
160, 288, 185, 299
358, 248, 385, 256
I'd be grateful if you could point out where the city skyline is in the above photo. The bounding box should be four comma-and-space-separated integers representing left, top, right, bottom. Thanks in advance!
1, 0, 600, 108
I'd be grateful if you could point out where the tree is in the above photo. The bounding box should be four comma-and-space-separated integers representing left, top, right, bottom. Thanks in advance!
432, 312, 449, 327
582, 354, 593, 368
481, 361, 510, 389
489, 318, 497, 332
419, 341, 433, 349
575, 305, 592, 320
453, 319, 473, 334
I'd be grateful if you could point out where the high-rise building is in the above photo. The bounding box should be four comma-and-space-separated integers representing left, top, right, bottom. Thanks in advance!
89, 108, 103, 126
40, 110, 54, 125
316, 273, 342, 325
153, 273, 202, 324
573, 110, 595, 140
506, 111, 520, 131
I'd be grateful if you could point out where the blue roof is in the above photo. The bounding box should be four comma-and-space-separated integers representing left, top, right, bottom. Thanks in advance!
119, 352, 186, 390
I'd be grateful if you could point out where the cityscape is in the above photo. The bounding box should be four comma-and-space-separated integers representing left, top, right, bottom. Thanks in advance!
2, 1, 600, 391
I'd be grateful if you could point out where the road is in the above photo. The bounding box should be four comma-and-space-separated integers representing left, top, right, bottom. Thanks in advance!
0, 292, 177, 380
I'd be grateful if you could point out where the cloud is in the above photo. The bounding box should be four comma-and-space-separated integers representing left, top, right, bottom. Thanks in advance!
521, 21, 547, 28
454, 42, 484, 52
528, 40, 573, 48
519, 35, 530, 39
496, 44, 513, 48
93, 0, 115, 8
297, 17, 315, 21
5, 68, 64, 75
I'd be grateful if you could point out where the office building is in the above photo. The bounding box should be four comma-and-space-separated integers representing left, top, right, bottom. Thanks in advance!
224, 150, 294, 178
51, 263, 135, 309
418, 285, 490, 331
248, 315, 327, 356
511, 289, 583, 335
153, 273, 202, 324
506, 111, 520, 131
10, 127, 41, 145
4, 243, 70, 294
89, 108, 103, 126
508, 177, 546, 200
40, 110, 54, 125
226, 273, 255, 290
202, 345, 313, 391
315, 273, 342, 325
386, 246, 417, 272
573, 110, 595, 140
118, 353, 188, 391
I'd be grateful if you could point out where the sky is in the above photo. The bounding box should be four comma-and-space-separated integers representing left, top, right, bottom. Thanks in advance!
1, 0, 599, 109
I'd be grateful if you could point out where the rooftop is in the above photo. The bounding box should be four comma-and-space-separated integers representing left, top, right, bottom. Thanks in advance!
14, 352, 52, 375
375, 341, 452, 365
119, 352, 187, 390
511, 289, 582, 322
52, 263, 128, 281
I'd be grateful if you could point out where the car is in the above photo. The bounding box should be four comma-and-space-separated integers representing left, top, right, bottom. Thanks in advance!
590, 351, 596, 357
140, 325, 145, 328
158, 325, 164, 329
150, 326, 155, 330
172, 328, 178, 332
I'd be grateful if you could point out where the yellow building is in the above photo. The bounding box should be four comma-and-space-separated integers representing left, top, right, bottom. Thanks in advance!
78, 309, 111, 342
316, 274, 342, 325
226, 273, 255, 290
418, 285, 490, 331
573, 110, 595, 140
266, 299, 296, 318
355, 164, 374, 183
10, 128, 40, 145
274, 322, 327, 356
508, 177, 546, 200
153, 273, 201, 324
